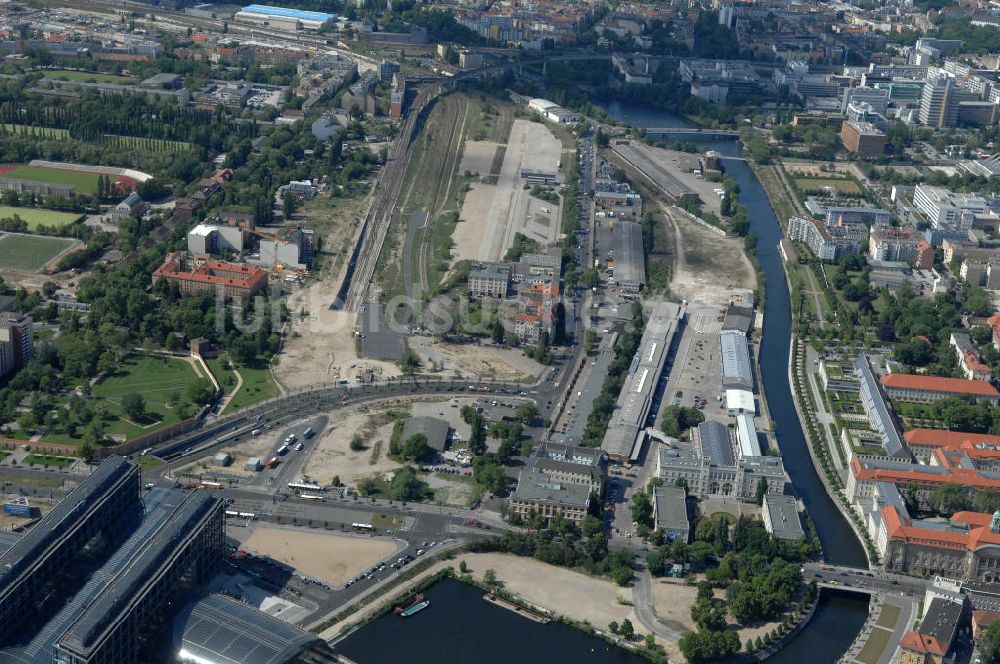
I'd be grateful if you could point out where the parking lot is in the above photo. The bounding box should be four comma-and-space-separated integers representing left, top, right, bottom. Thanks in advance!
657, 303, 729, 439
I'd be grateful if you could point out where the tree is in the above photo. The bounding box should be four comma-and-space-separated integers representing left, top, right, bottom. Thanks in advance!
619, 618, 634, 639
515, 402, 538, 424
975, 489, 1000, 515
645, 634, 655, 649
398, 350, 421, 376
349, 434, 366, 451
903, 481, 920, 514
387, 466, 424, 501
484, 568, 499, 587
608, 621, 619, 635
981, 621, 1000, 664
230, 337, 259, 366
582, 515, 603, 538
928, 482, 969, 514
755, 477, 768, 506
185, 377, 216, 406
631, 490, 653, 529
282, 192, 298, 219
121, 392, 145, 421
79, 440, 96, 462
402, 433, 432, 462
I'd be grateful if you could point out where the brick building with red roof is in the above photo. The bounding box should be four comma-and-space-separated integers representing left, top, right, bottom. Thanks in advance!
880, 373, 1000, 405
152, 253, 267, 300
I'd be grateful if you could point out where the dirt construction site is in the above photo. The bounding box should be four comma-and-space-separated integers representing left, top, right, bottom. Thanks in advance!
453, 119, 565, 263
663, 203, 756, 306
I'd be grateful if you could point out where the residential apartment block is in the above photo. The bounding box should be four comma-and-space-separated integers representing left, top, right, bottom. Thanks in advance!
787, 216, 866, 262
468, 263, 510, 298
0, 313, 32, 378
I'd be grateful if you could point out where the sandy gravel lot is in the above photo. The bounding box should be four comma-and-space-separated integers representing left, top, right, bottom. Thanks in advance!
409, 336, 544, 382
650, 577, 787, 646
459, 553, 636, 629
241, 526, 399, 587
454, 120, 563, 264
303, 408, 404, 486
664, 204, 756, 306
458, 140, 500, 177
276, 280, 401, 391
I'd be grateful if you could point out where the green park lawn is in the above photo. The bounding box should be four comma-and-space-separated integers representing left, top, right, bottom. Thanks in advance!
43, 356, 202, 445
0, 206, 83, 230
3, 166, 101, 195
224, 356, 280, 411
93, 355, 201, 438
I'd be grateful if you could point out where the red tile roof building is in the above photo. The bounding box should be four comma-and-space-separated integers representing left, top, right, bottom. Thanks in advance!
848, 454, 1000, 508
152, 253, 267, 299
880, 373, 1000, 405
881, 505, 1000, 581
905, 429, 1000, 471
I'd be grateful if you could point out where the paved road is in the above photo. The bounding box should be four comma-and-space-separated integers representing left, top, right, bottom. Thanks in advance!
632, 566, 690, 642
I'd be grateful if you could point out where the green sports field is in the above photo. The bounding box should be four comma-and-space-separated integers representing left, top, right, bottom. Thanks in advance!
0, 206, 82, 230
46, 69, 137, 84
0, 233, 76, 271
2, 166, 101, 194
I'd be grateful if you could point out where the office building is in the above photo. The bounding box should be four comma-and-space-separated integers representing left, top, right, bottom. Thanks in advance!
679, 59, 765, 103
258, 227, 314, 270
0, 456, 299, 664
854, 356, 907, 459
841, 86, 890, 115
0, 313, 32, 378
652, 485, 690, 543
841, 120, 887, 157
825, 207, 891, 228
920, 76, 978, 129
509, 469, 591, 526
187, 224, 244, 256
762, 494, 804, 541
913, 185, 991, 230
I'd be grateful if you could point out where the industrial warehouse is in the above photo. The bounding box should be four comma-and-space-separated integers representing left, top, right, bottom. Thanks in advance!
0, 457, 335, 664
601, 301, 684, 462
233, 5, 336, 31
